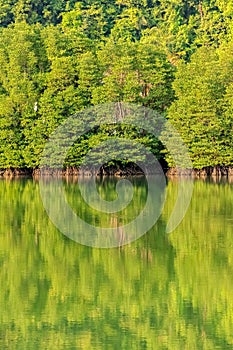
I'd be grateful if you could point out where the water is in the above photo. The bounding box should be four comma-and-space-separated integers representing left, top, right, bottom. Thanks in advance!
0, 177, 232, 349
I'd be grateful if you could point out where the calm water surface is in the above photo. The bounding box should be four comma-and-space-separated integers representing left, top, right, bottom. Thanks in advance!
0, 177, 233, 349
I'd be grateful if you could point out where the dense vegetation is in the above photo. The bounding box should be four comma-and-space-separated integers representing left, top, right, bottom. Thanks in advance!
0, 0, 233, 171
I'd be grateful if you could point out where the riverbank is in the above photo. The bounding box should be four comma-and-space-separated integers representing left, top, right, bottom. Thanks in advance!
1, 165, 233, 178
166, 166, 233, 178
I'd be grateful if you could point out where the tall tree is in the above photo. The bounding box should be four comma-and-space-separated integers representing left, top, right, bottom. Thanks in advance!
165, 46, 229, 169
0, 22, 47, 168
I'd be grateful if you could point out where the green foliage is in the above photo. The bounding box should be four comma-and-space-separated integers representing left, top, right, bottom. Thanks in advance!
0, 0, 232, 169
165, 44, 233, 168
0, 22, 47, 168
0, 0, 77, 26
92, 38, 174, 111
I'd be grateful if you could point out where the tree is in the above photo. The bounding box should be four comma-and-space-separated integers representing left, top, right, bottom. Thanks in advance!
0, 0, 77, 27
110, 7, 148, 41
0, 22, 47, 168
92, 37, 174, 112
165, 46, 229, 169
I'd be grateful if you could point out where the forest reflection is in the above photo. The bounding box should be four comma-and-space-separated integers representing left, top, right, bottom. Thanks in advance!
0, 177, 232, 349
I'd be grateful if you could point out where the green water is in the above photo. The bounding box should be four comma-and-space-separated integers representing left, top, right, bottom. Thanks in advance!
0, 177, 233, 349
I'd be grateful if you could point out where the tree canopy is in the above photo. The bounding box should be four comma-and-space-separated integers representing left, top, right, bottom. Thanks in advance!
0, 0, 233, 170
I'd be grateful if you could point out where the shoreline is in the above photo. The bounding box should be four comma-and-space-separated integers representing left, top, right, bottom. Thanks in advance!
1, 166, 233, 179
